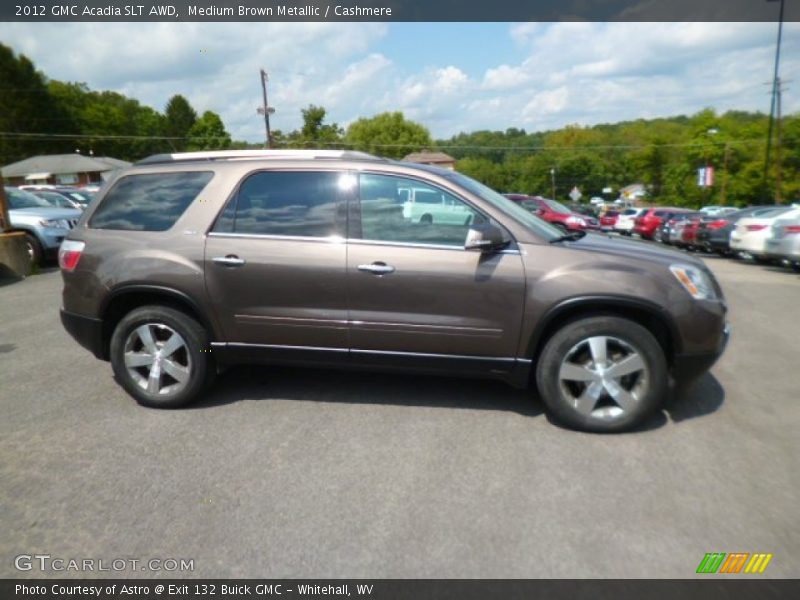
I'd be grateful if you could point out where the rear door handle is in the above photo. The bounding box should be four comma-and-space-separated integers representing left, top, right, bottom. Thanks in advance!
213, 255, 246, 267
357, 262, 395, 275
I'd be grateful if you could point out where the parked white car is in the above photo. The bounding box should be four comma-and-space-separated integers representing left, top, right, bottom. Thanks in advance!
764, 210, 800, 269
729, 206, 799, 260
613, 208, 646, 235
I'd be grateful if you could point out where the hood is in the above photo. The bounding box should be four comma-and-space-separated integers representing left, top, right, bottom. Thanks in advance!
562, 232, 702, 267
9, 207, 82, 220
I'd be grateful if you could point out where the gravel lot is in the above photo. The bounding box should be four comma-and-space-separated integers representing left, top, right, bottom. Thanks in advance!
1, 256, 798, 578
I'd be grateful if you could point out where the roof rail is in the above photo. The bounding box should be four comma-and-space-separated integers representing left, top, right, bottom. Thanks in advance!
135, 149, 381, 165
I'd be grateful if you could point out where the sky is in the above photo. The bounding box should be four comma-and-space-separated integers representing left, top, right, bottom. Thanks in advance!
1, 21, 798, 142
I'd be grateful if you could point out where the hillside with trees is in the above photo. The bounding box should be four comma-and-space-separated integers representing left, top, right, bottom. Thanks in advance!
2, 42, 797, 206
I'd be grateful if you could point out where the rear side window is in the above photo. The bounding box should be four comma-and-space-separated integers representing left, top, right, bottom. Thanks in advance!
90, 172, 213, 231
213, 171, 347, 238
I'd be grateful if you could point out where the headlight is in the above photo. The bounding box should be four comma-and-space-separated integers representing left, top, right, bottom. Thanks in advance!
669, 264, 717, 300
39, 219, 69, 229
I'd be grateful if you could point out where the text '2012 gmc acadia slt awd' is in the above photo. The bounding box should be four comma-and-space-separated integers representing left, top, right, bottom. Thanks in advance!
59, 150, 729, 432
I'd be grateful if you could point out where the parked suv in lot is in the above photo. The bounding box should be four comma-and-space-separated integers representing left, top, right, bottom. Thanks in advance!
59, 150, 729, 432
5, 186, 82, 264
503, 194, 600, 232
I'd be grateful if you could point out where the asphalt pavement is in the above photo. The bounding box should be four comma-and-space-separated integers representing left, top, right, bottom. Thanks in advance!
1, 257, 798, 578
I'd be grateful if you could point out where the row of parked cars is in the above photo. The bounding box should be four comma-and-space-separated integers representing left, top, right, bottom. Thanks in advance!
603, 204, 800, 270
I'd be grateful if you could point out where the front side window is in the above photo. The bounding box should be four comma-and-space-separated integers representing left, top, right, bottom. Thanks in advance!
214, 171, 347, 238
90, 171, 213, 231
357, 174, 484, 247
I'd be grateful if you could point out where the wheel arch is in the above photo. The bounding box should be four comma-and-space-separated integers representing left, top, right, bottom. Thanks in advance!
526, 295, 681, 369
99, 285, 217, 361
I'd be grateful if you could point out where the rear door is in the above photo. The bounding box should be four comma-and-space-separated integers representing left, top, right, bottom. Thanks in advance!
204, 169, 352, 352
346, 172, 526, 368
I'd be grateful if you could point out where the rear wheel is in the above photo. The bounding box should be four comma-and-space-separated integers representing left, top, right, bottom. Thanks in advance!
536, 316, 667, 433
110, 306, 215, 408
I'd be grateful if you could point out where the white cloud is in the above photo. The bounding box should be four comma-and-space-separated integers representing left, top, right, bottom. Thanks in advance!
0, 21, 798, 140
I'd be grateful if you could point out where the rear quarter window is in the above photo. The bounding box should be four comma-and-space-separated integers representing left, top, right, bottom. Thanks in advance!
89, 171, 213, 231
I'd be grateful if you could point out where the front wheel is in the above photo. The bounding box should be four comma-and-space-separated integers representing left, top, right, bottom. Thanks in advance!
110, 305, 215, 408
535, 316, 667, 432
24, 233, 43, 266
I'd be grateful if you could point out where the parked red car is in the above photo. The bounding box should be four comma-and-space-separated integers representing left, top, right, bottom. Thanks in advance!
633, 207, 692, 240
504, 194, 600, 232
599, 210, 620, 231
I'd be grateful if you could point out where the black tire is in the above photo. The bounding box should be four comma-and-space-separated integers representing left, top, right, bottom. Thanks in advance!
420, 213, 433, 224
535, 316, 668, 433
24, 233, 43, 266
110, 305, 215, 408
553, 222, 568, 233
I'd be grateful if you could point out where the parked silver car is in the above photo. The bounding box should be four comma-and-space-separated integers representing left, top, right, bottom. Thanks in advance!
5, 186, 81, 264
765, 209, 800, 270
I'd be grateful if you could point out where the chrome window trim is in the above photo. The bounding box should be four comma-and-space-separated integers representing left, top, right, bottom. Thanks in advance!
348, 238, 520, 254
208, 231, 520, 254
208, 232, 345, 244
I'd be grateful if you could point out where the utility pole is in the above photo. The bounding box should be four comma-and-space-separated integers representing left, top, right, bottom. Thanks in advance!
720, 142, 730, 206
775, 77, 787, 203
257, 69, 275, 149
764, 0, 785, 201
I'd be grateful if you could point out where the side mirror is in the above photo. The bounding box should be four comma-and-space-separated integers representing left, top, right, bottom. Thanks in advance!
465, 222, 510, 253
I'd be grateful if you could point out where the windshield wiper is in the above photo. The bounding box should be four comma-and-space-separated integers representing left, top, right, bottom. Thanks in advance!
549, 230, 587, 244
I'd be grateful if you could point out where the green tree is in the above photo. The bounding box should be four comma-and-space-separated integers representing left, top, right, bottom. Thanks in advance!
165, 94, 197, 151
0, 43, 76, 164
187, 111, 231, 150
345, 111, 432, 159
292, 105, 343, 147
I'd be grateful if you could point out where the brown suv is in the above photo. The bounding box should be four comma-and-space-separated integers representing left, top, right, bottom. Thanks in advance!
59, 150, 729, 432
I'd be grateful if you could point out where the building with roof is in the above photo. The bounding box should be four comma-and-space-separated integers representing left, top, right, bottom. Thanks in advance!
1, 154, 131, 186
402, 151, 457, 170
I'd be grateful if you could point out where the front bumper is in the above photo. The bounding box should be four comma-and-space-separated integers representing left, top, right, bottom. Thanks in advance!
673, 322, 730, 383
60, 309, 106, 360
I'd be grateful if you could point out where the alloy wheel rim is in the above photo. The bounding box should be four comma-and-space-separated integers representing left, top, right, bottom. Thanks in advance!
123, 323, 191, 396
558, 335, 648, 420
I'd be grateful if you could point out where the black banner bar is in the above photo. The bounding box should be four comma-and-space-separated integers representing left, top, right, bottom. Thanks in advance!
3, 580, 800, 600
1, 0, 799, 23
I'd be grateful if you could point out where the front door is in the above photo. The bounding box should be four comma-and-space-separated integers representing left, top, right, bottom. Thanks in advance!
205, 170, 351, 351
347, 172, 527, 364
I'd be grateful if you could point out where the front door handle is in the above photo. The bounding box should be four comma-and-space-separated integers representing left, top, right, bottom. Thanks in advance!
213, 255, 246, 267
357, 262, 395, 275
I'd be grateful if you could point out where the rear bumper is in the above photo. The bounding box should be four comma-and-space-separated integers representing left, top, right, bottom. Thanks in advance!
60, 308, 105, 360
673, 323, 730, 383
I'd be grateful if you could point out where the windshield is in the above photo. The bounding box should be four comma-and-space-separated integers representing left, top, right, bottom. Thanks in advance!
444, 172, 562, 240
543, 198, 573, 214
5, 187, 53, 209
67, 192, 91, 204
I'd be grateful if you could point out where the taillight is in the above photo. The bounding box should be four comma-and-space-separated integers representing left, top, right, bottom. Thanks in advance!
58, 240, 85, 272
784, 225, 800, 235
746, 224, 767, 232
707, 219, 728, 230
